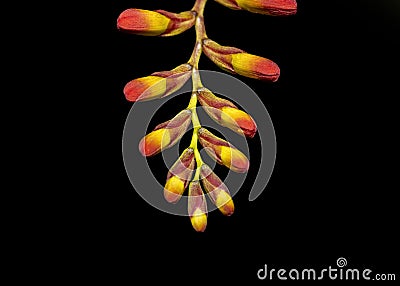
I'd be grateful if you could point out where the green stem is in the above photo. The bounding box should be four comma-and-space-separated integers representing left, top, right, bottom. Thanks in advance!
187, 0, 208, 180
188, 93, 203, 181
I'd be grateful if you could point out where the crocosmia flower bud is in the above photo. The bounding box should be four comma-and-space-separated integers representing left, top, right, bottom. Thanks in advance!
198, 128, 249, 173
117, 9, 196, 36
200, 164, 235, 216
197, 88, 257, 138
188, 181, 208, 232
124, 64, 192, 102
202, 39, 280, 82
139, 110, 192, 157
164, 148, 195, 203
214, 0, 297, 16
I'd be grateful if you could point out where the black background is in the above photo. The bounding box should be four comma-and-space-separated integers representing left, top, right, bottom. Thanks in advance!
70, 0, 399, 282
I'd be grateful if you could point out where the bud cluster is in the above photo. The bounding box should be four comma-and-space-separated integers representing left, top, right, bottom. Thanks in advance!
117, 0, 297, 231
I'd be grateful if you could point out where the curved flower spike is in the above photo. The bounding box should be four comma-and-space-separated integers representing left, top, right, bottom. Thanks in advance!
139, 110, 192, 157
198, 128, 249, 173
188, 181, 208, 232
200, 164, 235, 216
124, 64, 192, 102
214, 0, 297, 16
197, 88, 257, 138
202, 39, 280, 82
117, 9, 196, 36
164, 148, 195, 203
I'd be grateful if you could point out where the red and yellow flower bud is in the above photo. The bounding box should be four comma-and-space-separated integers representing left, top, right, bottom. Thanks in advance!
201, 165, 235, 216
231, 52, 280, 82
164, 148, 195, 203
198, 128, 250, 173
139, 110, 192, 157
117, 9, 196, 36
188, 181, 208, 232
197, 88, 257, 138
124, 64, 192, 102
202, 39, 280, 82
214, 0, 297, 16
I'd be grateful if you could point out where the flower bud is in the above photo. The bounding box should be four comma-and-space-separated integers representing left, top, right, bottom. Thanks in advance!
202, 39, 280, 82
139, 110, 192, 156
164, 148, 195, 203
200, 165, 235, 216
198, 128, 249, 173
188, 181, 207, 232
117, 9, 195, 36
214, 0, 297, 16
124, 64, 192, 102
197, 88, 257, 138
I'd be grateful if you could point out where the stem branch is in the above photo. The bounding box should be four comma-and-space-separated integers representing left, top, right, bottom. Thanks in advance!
187, 0, 208, 179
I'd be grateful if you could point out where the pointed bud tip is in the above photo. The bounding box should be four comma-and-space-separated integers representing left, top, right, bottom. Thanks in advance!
231, 53, 280, 82
138, 138, 145, 156
123, 76, 166, 102
220, 107, 258, 138
216, 191, 235, 216
116, 9, 169, 36
221, 146, 250, 173
219, 199, 235, 216
190, 209, 207, 232
138, 129, 170, 157
123, 81, 143, 102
